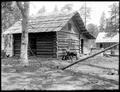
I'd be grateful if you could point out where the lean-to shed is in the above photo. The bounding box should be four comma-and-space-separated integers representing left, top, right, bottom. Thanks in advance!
3, 11, 95, 58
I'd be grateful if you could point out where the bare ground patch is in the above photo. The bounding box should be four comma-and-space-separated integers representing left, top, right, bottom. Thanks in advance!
1, 56, 119, 90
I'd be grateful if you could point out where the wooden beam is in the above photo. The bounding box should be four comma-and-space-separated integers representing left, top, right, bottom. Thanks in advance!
61, 43, 119, 70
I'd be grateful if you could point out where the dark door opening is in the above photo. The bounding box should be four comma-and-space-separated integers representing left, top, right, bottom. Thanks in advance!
13, 34, 21, 57
100, 43, 103, 48
81, 39, 84, 54
28, 36, 36, 56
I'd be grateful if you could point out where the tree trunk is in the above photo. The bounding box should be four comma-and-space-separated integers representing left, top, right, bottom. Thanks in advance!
20, 17, 29, 65
16, 2, 29, 66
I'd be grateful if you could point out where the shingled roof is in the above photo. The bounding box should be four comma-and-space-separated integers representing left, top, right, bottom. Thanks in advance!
3, 11, 95, 39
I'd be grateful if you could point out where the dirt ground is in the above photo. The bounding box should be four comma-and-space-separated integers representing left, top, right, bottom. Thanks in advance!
1, 55, 119, 90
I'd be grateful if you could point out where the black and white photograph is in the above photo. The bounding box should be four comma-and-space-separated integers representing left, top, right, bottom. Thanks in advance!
1, 1, 119, 90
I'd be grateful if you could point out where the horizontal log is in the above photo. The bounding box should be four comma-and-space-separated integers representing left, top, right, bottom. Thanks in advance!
36, 44, 53, 46
58, 40, 79, 43
58, 46, 79, 50
58, 48, 79, 51
58, 46, 68, 48
14, 50, 20, 52
36, 43, 53, 45
36, 55, 54, 58
57, 50, 79, 54
14, 42, 21, 44
57, 53, 65, 57
28, 49, 36, 50
57, 35, 68, 39
36, 47, 54, 49
14, 45, 21, 48
28, 46, 36, 48
36, 39, 53, 41
36, 42, 53, 44
14, 49, 20, 51
58, 44, 69, 47
14, 44, 21, 46
14, 53, 20, 56
57, 34, 79, 38
58, 43, 79, 46
36, 52, 55, 54
58, 43, 69, 46
37, 52, 55, 55
36, 44, 53, 47
14, 53, 20, 55
14, 54, 20, 56
57, 31, 79, 36
57, 39, 79, 42
57, 32, 67, 36
36, 49, 53, 52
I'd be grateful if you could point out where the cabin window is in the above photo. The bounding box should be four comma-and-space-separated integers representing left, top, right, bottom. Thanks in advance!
68, 23, 71, 30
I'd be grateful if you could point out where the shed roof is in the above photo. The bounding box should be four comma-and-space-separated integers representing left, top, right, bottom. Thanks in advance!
95, 32, 119, 43
3, 11, 95, 39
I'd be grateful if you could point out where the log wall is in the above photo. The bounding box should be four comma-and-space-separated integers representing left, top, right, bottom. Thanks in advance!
13, 32, 57, 58
35, 32, 57, 58
57, 19, 81, 58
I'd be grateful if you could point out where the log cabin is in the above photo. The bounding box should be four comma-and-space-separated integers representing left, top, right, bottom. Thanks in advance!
2, 11, 95, 58
95, 32, 119, 55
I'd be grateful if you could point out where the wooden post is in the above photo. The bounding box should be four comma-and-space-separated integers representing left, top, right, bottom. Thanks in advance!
61, 43, 119, 70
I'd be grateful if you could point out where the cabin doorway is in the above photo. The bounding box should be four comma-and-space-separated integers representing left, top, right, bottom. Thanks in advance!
81, 39, 84, 54
28, 36, 36, 56
100, 43, 103, 48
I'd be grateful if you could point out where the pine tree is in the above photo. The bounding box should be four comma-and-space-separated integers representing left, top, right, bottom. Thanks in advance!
105, 3, 119, 32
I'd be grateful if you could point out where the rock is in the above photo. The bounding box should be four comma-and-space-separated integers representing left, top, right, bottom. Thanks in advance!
107, 69, 118, 75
